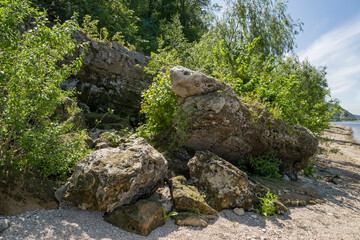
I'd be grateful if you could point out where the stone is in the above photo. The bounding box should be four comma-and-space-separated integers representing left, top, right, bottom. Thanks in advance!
0, 219, 10, 233
169, 176, 218, 216
84, 135, 95, 149
62, 32, 152, 117
103, 200, 164, 236
170, 66, 318, 176
187, 151, 268, 211
255, 177, 324, 207
98, 131, 132, 147
273, 200, 288, 215
148, 185, 173, 213
0, 165, 58, 216
60, 138, 168, 212
166, 148, 192, 177
84, 113, 132, 130
94, 141, 110, 150
233, 208, 245, 216
174, 212, 209, 228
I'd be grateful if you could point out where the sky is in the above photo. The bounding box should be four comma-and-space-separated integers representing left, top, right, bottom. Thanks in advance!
211, 0, 360, 115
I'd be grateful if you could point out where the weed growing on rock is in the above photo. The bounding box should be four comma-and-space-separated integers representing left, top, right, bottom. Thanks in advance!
257, 190, 278, 217
303, 165, 315, 177
188, 207, 200, 214
162, 207, 178, 222
330, 147, 340, 154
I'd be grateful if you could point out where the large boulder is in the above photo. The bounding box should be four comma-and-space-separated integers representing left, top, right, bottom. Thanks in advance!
187, 151, 268, 211
60, 138, 168, 212
62, 32, 152, 116
104, 199, 164, 236
170, 66, 318, 175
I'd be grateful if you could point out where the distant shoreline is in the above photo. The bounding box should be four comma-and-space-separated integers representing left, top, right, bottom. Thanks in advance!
331, 122, 360, 144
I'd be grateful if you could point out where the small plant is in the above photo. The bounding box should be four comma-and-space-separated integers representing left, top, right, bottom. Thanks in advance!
249, 152, 282, 178
330, 147, 340, 154
188, 207, 200, 214
257, 190, 278, 217
237, 158, 248, 173
162, 207, 178, 222
303, 165, 315, 177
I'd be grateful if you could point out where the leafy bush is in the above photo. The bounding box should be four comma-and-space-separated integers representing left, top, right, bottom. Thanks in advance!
257, 190, 278, 217
138, 16, 191, 149
0, 0, 89, 178
32, 0, 141, 48
248, 152, 282, 178
139, 71, 178, 138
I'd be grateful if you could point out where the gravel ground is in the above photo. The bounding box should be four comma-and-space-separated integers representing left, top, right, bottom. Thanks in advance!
1, 125, 359, 240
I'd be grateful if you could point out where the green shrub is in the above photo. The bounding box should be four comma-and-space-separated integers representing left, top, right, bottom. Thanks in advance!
0, 0, 89, 178
248, 152, 282, 178
139, 71, 178, 138
257, 190, 278, 217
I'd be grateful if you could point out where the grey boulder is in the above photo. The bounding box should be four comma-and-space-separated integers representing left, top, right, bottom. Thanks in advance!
60, 138, 168, 212
170, 66, 318, 175
188, 151, 267, 211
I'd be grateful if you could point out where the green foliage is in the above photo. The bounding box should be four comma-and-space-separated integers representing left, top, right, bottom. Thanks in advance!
219, 0, 303, 57
330, 147, 340, 154
248, 152, 282, 178
184, 33, 335, 134
329, 103, 356, 122
139, 71, 178, 138
32, 0, 213, 54
257, 190, 278, 217
303, 165, 315, 177
162, 207, 178, 222
138, 18, 192, 148
178, 0, 333, 135
32, 0, 140, 48
125, 0, 212, 53
188, 207, 200, 214
99, 128, 133, 147
0, 0, 89, 178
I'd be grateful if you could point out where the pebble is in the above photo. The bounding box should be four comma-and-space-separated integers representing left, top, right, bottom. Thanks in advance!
0, 219, 10, 233
233, 208, 245, 216
251, 214, 257, 219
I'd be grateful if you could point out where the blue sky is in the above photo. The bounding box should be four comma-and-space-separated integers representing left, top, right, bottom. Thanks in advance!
211, 0, 360, 115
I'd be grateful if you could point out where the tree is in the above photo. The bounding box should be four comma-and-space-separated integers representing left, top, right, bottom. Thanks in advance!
32, 0, 140, 47
0, 0, 88, 178
32, 0, 213, 54
218, 0, 303, 58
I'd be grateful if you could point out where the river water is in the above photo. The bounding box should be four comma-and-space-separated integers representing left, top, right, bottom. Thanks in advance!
332, 121, 360, 143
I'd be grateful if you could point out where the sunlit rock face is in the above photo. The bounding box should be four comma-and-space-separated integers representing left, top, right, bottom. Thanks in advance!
171, 66, 318, 177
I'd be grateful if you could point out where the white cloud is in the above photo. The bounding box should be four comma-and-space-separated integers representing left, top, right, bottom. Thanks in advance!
356, 91, 360, 101
299, 16, 360, 114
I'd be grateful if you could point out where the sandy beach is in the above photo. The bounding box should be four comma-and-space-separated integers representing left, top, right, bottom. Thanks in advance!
1, 124, 359, 240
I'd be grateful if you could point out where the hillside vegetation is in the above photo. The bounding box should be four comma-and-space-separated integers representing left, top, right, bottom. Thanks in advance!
330, 104, 358, 121
0, 0, 338, 179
